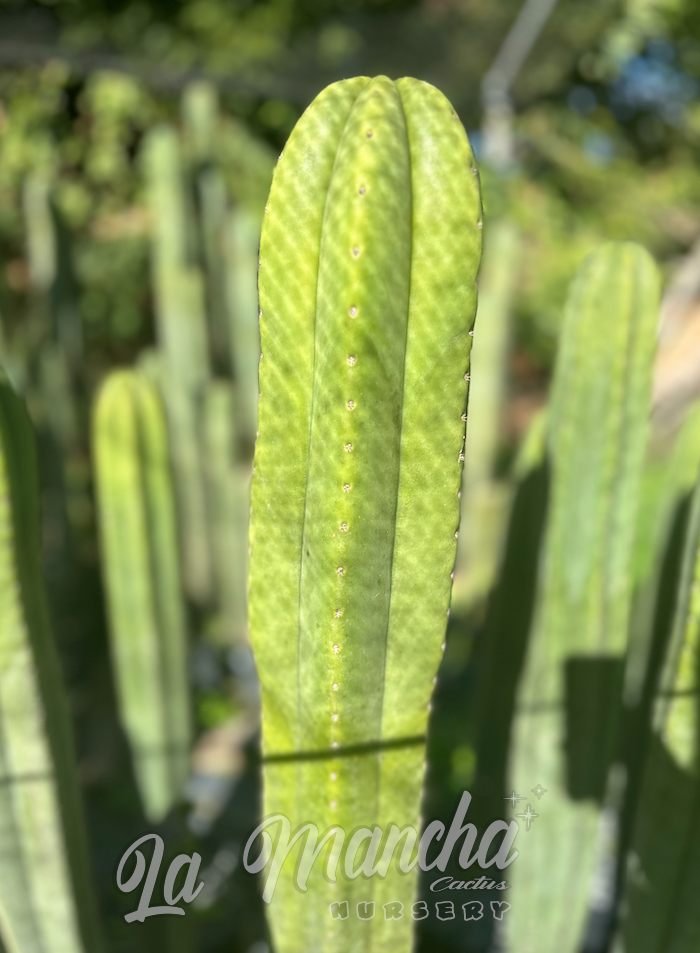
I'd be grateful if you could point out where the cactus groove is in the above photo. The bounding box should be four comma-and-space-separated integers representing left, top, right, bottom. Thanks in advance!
249, 76, 482, 952
94, 370, 191, 822
0, 374, 102, 953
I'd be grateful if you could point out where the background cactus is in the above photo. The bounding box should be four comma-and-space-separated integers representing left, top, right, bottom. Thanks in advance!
143, 124, 213, 606
202, 380, 249, 648
142, 88, 260, 657
0, 374, 102, 953
621, 443, 700, 952
93, 369, 191, 822
505, 242, 660, 952
249, 74, 482, 952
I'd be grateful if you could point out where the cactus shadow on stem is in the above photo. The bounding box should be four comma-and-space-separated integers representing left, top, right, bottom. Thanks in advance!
609, 489, 700, 953
417, 458, 549, 953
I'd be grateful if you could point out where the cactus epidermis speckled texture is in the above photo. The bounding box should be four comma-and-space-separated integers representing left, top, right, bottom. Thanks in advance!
248, 76, 482, 953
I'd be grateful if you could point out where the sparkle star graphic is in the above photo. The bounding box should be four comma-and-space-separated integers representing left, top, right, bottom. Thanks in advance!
504, 791, 526, 808
531, 784, 548, 800
516, 803, 539, 831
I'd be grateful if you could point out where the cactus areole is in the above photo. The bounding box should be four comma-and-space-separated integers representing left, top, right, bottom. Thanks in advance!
248, 76, 482, 951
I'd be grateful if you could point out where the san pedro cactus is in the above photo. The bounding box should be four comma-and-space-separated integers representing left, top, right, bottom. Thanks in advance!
143, 125, 213, 605
182, 82, 232, 379
93, 370, 191, 822
506, 242, 660, 952
0, 373, 102, 953
203, 380, 249, 647
620, 431, 700, 952
248, 76, 482, 952
225, 207, 262, 449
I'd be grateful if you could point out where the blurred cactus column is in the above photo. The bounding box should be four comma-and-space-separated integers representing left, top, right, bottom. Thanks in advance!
506, 243, 660, 953
620, 442, 700, 952
182, 82, 232, 378
23, 169, 91, 565
182, 78, 262, 447
143, 124, 213, 604
23, 170, 84, 439
225, 206, 262, 451
0, 374, 103, 953
202, 381, 250, 648
453, 219, 519, 610
181, 79, 259, 645
93, 370, 191, 821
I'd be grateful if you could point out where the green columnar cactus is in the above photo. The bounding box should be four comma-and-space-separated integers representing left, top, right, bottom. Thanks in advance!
506, 242, 660, 953
182, 82, 232, 377
143, 125, 213, 604
183, 80, 263, 448
0, 374, 102, 953
24, 172, 81, 448
225, 207, 262, 449
248, 76, 482, 953
453, 219, 519, 610
620, 455, 700, 953
203, 380, 249, 646
93, 370, 191, 822
625, 404, 700, 714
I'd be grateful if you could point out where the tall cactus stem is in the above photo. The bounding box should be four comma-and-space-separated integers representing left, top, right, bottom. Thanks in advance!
143, 125, 213, 603
93, 370, 191, 822
506, 242, 660, 953
249, 76, 482, 953
0, 374, 102, 953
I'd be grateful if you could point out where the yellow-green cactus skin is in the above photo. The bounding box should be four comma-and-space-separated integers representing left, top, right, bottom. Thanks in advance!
248, 76, 482, 953
0, 375, 102, 953
93, 370, 191, 822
